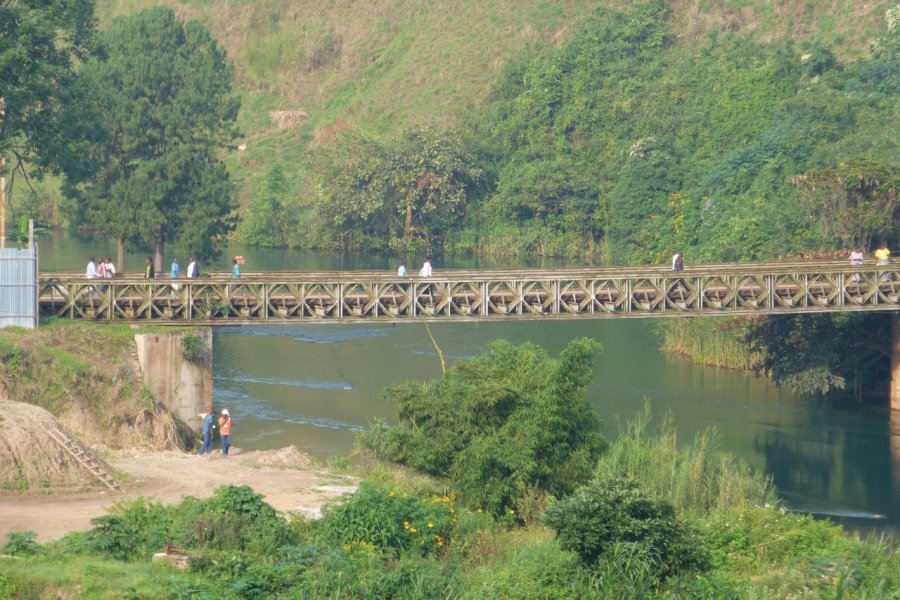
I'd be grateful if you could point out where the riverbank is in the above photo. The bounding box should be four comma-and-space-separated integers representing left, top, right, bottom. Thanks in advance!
0, 446, 356, 543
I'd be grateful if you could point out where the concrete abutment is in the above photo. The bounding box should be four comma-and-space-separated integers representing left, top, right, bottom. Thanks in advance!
134, 329, 212, 427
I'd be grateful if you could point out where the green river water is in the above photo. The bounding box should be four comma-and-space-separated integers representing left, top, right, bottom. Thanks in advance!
38, 234, 900, 533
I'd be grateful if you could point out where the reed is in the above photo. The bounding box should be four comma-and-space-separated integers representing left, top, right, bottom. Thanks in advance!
595, 405, 777, 516
658, 317, 762, 371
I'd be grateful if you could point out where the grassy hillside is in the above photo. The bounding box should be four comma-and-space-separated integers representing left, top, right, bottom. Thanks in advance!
94, 0, 894, 209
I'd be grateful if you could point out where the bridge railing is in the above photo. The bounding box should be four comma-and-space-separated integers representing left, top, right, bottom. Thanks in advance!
38, 262, 900, 323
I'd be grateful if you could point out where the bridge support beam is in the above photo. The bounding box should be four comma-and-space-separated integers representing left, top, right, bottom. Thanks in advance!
893, 313, 900, 411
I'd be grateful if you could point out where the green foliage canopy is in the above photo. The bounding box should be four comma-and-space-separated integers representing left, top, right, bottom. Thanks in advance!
62, 6, 240, 262
311, 126, 482, 253
360, 337, 607, 516
0, 0, 95, 175
543, 476, 709, 579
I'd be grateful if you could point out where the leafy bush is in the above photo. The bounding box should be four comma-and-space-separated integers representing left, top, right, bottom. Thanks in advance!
463, 539, 584, 600
181, 332, 207, 364
2, 531, 41, 556
360, 338, 607, 517
317, 482, 455, 557
543, 476, 709, 579
84, 486, 289, 561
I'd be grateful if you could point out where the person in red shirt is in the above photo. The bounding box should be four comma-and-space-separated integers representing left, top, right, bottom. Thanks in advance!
218, 409, 233, 455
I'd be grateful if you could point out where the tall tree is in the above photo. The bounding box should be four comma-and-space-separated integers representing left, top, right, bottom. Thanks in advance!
312, 127, 480, 253
0, 0, 94, 168
63, 7, 239, 270
0, 0, 95, 242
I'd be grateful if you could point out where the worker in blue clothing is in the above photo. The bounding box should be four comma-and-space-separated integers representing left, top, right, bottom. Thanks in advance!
198, 412, 215, 455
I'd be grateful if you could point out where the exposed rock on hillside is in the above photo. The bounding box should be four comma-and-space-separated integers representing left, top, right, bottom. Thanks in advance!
269, 110, 309, 129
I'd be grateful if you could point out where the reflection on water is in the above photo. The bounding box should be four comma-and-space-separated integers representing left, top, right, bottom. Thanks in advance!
212, 319, 899, 534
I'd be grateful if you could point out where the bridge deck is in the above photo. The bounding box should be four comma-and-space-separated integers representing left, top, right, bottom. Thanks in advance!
38, 261, 900, 324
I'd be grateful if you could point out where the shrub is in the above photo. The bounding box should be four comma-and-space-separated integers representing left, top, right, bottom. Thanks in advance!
360, 338, 607, 517
2, 531, 41, 556
542, 476, 709, 579
181, 332, 206, 364
84, 486, 289, 561
317, 481, 455, 557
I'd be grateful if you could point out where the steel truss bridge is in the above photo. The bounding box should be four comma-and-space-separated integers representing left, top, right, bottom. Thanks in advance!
36, 261, 900, 325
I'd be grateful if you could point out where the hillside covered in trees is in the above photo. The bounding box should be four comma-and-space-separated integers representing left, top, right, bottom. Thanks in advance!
10, 0, 897, 264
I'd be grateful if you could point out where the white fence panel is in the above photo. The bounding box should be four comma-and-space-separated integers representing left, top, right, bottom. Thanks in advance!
0, 246, 38, 329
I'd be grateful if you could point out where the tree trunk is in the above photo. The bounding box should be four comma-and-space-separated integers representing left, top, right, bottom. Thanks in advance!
404, 202, 413, 241
154, 240, 165, 276
116, 236, 126, 273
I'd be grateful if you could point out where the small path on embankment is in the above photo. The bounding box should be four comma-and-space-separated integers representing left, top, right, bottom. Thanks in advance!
0, 447, 356, 543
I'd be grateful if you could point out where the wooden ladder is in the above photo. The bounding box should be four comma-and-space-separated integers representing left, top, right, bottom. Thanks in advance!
47, 427, 120, 491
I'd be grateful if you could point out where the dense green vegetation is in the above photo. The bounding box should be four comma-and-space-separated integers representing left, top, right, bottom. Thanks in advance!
2, 343, 897, 598
360, 338, 607, 518
307, 1, 898, 260
60, 6, 240, 268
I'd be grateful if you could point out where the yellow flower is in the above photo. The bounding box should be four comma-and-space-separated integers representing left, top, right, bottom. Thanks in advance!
427, 522, 434, 528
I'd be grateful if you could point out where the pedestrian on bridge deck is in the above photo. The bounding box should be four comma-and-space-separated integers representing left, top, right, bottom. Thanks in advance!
849, 247, 864, 283
672, 251, 684, 272
144, 257, 155, 279
397, 259, 408, 277
875, 243, 892, 281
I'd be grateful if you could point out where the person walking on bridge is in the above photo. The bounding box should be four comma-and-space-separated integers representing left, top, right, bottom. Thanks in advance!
419, 256, 433, 278
672, 251, 684, 272
849, 247, 864, 283
875, 243, 891, 281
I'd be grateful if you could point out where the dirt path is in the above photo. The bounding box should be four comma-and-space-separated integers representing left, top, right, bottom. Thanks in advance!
0, 446, 356, 543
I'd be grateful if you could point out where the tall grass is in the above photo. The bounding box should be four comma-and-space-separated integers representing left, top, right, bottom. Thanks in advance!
657, 317, 762, 371
595, 405, 778, 515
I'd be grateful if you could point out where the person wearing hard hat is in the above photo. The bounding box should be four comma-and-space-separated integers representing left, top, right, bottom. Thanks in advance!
198, 412, 214, 455
218, 409, 233, 455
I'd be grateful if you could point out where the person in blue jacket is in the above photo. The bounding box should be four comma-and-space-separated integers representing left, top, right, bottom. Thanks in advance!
198, 412, 214, 455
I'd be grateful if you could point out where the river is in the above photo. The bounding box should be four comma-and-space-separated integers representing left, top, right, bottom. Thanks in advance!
38, 233, 900, 534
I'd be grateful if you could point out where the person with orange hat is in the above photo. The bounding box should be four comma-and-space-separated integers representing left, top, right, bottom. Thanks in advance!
218, 409, 233, 455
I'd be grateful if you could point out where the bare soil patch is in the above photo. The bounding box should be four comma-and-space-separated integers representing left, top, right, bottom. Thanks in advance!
0, 446, 356, 543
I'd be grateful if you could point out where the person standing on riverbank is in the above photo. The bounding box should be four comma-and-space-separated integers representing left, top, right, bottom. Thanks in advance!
198, 412, 214, 455
218, 409, 233, 456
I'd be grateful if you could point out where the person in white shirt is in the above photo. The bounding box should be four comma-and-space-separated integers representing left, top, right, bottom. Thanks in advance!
397, 259, 408, 277
186, 257, 199, 278
419, 256, 433, 278
85, 257, 98, 279
104, 257, 115, 278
